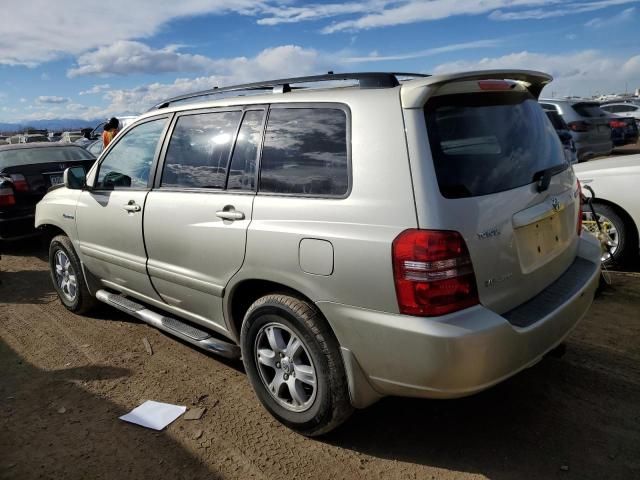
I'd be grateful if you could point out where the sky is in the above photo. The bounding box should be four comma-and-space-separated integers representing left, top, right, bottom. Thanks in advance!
0, 0, 639, 123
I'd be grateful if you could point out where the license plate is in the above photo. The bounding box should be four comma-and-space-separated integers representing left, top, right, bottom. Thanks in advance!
49, 175, 63, 185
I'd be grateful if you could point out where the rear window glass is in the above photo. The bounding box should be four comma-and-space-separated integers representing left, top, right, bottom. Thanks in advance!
0, 146, 94, 170
425, 91, 567, 198
572, 102, 606, 118
260, 108, 348, 196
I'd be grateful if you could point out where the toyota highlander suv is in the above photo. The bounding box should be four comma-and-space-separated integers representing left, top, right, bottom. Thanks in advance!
35, 70, 601, 436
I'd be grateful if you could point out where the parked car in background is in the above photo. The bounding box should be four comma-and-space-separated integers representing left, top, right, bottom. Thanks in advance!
574, 154, 640, 266
36, 70, 601, 436
609, 115, 639, 147
60, 131, 84, 143
0, 143, 96, 240
545, 109, 578, 164
48, 132, 62, 142
0, 136, 9, 145
20, 134, 49, 143
600, 102, 640, 125
84, 139, 103, 157
540, 99, 612, 161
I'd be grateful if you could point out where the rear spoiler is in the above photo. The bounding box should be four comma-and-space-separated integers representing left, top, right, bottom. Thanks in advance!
401, 69, 552, 108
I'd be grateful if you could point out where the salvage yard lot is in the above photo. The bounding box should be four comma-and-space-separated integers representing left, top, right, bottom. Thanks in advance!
1, 242, 639, 480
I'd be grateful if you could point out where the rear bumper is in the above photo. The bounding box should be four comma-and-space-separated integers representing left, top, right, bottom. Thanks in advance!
319, 234, 601, 406
0, 211, 37, 240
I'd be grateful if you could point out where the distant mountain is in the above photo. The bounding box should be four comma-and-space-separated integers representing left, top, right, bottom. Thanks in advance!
0, 118, 100, 134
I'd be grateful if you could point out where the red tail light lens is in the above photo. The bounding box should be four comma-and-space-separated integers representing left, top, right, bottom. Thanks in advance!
392, 229, 479, 316
609, 119, 626, 129
9, 174, 28, 192
576, 179, 583, 235
478, 80, 513, 91
568, 121, 590, 132
0, 186, 16, 206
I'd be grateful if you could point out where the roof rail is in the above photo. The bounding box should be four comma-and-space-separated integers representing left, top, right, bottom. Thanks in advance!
148, 71, 429, 111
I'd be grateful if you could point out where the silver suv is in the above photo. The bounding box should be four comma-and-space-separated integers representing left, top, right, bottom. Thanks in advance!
35, 71, 601, 436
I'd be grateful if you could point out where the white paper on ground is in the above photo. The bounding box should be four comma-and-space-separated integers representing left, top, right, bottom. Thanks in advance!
120, 400, 186, 430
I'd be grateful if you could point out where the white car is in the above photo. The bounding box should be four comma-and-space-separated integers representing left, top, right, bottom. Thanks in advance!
574, 154, 640, 265
600, 102, 640, 124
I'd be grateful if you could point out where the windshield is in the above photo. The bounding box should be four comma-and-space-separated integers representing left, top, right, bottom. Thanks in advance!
425, 91, 568, 198
0, 146, 94, 169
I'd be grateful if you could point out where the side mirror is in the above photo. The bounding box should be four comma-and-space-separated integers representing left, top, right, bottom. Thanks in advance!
63, 167, 86, 190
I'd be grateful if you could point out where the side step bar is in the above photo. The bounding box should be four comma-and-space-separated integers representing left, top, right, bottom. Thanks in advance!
95, 290, 240, 359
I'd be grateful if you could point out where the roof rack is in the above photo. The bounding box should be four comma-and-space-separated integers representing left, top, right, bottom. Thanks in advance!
149, 71, 430, 111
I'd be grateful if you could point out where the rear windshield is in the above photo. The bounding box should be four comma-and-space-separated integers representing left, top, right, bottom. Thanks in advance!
572, 102, 606, 118
425, 91, 567, 198
0, 146, 94, 170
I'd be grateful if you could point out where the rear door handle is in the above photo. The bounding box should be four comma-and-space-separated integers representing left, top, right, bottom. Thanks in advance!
123, 201, 141, 213
216, 207, 245, 221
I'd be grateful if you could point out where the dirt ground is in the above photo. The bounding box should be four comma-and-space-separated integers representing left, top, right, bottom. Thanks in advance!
1, 240, 639, 480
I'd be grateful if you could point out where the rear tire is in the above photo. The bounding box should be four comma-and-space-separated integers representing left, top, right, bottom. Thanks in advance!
240, 294, 353, 436
49, 235, 96, 314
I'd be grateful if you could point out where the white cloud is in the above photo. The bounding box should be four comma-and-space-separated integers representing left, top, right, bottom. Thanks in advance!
432, 50, 640, 97
36, 96, 70, 104
68, 41, 220, 77
343, 39, 501, 63
489, 0, 637, 20
79, 84, 111, 95
0, 0, 265, 66
99, 45, 326, 114
584, 6, 635, 27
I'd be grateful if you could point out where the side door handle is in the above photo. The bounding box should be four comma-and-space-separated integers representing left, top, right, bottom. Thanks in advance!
123, 200, 142, 213
216, 206, 245, 221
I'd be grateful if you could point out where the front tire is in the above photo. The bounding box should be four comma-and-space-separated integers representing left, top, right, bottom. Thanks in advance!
240, 294, 353, 436
49, 235, 96, 313
582, 203, 638, 267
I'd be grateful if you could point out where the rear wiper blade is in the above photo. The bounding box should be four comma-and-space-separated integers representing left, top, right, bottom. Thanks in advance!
532, 165, 565, 193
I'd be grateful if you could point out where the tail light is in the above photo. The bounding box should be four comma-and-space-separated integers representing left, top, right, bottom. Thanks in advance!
568, 121, 590, 132
392, 229, 479, 316
609, 119, 626, 129
9, 174, 28, 192
0, 185, 16, 206
576, 179, 583, 235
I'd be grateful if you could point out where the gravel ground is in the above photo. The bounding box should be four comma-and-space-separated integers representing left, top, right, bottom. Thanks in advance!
1, 241, 639, 480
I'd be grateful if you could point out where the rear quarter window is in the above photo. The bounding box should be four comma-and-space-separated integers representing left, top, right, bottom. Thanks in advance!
259, 107, 349, 197
425, 91, 567, 198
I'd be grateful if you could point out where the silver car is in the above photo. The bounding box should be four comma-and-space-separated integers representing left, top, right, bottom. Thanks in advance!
540, 98, 613, 161
35, 70, 601, 436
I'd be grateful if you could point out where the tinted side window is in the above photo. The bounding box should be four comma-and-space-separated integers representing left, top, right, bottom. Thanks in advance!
618, 105, 636, 112
228, 110, 264, 191
96, 118, 167, 189
260, 108, 348, 196
162, 111, 242, 189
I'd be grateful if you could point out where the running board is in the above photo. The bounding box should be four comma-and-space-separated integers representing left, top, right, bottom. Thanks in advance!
95, 290, 240, 359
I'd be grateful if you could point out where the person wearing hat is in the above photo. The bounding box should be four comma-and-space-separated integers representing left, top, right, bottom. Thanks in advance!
102, 117, 120, 148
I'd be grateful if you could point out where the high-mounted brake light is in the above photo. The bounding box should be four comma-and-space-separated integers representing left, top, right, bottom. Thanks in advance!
478, 80, 513, 91
392, 229, 479, 316
9, 174, 28, 192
